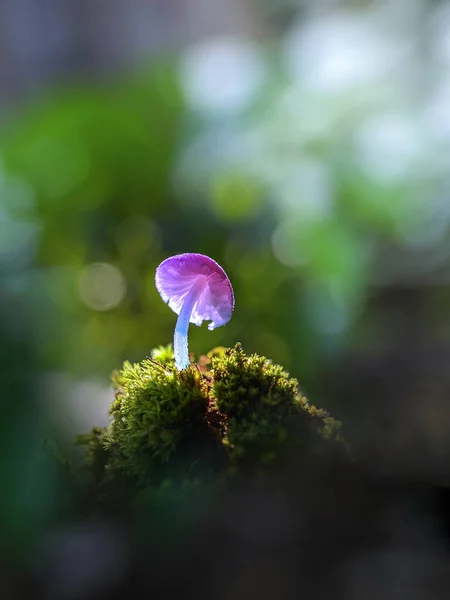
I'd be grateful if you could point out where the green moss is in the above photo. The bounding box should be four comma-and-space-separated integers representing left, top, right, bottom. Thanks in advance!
105, 358, 224, 486
150, 344, 175, 366
212, 343, 340, 467
78, 343, 344, 503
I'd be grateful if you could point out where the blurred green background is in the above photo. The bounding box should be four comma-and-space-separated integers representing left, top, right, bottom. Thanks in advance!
1, 0, 450, 559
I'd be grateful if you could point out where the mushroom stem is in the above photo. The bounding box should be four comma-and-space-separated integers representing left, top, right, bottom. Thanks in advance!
174, 276, 206, 370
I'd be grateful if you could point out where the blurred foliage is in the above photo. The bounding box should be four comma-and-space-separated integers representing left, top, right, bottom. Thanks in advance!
1, 62, 186, 374
1, 4, 448, 389
1, 17, 448, 386
0, 285, 65, 557
0, 0, 449, 558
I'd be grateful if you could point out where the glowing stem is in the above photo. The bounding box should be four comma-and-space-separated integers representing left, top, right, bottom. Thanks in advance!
174, 276, 206, 370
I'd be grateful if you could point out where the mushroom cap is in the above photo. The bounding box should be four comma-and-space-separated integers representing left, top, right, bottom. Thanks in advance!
155, 253, 234, 330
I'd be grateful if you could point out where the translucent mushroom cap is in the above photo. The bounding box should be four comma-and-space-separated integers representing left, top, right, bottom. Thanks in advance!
155, 253, 234, 330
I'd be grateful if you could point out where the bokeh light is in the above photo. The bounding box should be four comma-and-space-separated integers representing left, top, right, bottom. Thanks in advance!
180, 37, 266, 114
78, 263, 127, 312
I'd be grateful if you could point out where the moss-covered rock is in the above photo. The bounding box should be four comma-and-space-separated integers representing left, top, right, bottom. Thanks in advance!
78, 343, 344, 505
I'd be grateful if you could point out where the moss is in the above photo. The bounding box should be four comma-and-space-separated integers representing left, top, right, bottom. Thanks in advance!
105, 358, 225, 487
149, 344, 176, 366
78, 343, 344, 504
212, 343, 341, 467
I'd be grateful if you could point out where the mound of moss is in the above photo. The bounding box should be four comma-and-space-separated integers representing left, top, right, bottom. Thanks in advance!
78, 343, 344, 505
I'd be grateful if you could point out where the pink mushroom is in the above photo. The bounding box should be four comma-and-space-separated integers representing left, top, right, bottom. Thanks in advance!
155, 253, 234, 370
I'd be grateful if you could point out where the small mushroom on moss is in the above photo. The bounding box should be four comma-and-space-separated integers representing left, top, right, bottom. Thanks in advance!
155, 253, 234, 370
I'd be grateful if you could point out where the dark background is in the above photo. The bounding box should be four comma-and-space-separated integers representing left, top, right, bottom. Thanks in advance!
1, 0, 450, 597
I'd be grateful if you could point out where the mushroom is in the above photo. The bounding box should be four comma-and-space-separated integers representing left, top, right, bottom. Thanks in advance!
155, 253, 234, 370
